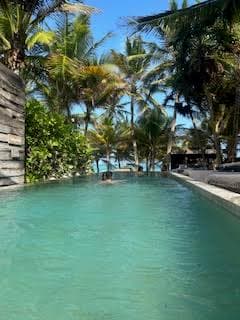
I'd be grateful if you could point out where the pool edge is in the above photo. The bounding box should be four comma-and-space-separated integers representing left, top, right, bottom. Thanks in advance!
170, 172, 240, 217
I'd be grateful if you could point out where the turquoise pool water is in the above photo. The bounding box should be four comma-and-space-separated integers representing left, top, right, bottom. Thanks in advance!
0, 175, 240, 320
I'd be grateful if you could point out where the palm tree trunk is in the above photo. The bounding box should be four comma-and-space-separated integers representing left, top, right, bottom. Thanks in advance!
106, 147, 110, 172
66, 104, 71, 119
5, 47, 25, 74
190, 111, 206, 163
228, 87, 240, 162
205, 89, 223, 166
130, 95, 139, 168
117, 156, 121, 169
96, 159, 100, 174
151, 147, 156, 172
63, 97, 71, 119
84, 104, 91, 136
84, 121, 89, 136
166, 96, 178, 170
146, 155, 149, 175
190, 111, 197, 130
213, 133, 222, 167
167, 104, 177, 155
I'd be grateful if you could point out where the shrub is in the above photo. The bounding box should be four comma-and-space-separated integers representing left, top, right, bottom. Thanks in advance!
25, 99, 92, 183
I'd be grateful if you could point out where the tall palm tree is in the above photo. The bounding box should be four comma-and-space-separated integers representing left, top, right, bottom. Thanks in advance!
131, 1, 204, 169
76, 63, 127, 135
131, 0, 240, 163
37, 14, 116, 118
114, 120, 132, 168
110, 36, 152, 168
136, 106, 168, 172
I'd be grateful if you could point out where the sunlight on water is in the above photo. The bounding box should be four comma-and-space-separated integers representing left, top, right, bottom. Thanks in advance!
0, 175, 240, 320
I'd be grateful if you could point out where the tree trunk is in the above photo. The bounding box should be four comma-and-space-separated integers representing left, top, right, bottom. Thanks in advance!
190, 111, 197, 130
130, 95, 139, 168
106, 148, 110, 172
66, 105, 71, 119
205, 89, 223, 167
117, 156, 121, 169
96, 159, 99, 174
5, 47, 25, 74
149, 150, 152, 172
213, 133, 222, 167
146, 156, 149, 175
166, 96, 178, 170
84, 120, 89, 136
84, 104, 91, 136
151, 147, 156, 172
190, 110, 207, 164
167, 105, 177, 155
228, 87, 240, 162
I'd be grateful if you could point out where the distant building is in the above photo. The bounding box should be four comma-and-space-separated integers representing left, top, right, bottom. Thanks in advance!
170, 152, 216, 170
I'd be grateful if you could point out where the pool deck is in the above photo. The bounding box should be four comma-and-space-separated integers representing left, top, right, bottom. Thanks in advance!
171, 172, 240, 217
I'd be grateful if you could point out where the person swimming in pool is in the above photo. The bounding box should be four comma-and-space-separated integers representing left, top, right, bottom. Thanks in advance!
100, 171, 126, 185
101, 171, 112, 181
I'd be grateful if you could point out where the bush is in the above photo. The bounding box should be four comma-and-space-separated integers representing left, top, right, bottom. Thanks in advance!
26, 99, 92, 183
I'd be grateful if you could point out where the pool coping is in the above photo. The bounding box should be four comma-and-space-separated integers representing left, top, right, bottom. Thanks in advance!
170, 172, 240, 217
0, 174, 93, 192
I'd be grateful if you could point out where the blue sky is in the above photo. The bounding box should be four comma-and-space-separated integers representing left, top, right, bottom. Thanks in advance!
87, 0, 174, 53
86, 0, 195, 53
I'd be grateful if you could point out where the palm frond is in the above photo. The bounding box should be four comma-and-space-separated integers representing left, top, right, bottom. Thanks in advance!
27, 30, 55, 49
61, 3, 100, 15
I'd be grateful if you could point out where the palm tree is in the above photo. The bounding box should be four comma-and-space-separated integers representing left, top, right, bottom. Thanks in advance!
88, 117, 130, 171
110, 36, 152, 168
130, 1, 207, 169
131, 0, 240, 164
183, 127, 212, 159
131, 1, 240, 34
131, 0, 240, 165
114, 120, 132, 168
136, 106, 168, 172
42, 13, 95, 117
36, 14, 117, 119
76, 63, 127, 135
0, 1, 96, 74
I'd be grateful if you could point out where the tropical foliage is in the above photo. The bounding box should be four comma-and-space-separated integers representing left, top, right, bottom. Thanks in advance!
110, 36, 153, 167
88, 117, 130, 171
1, 0, 239, 180
131, 0, 240, 165
136, 107, 169, 172
0, 0, 96, 73
26, 99, 92, 182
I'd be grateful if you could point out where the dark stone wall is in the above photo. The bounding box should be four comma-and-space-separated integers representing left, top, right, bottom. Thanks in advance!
0, 63, 25, 186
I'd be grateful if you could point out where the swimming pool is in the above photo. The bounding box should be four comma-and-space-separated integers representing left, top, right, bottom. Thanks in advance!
0, 175, 240, 319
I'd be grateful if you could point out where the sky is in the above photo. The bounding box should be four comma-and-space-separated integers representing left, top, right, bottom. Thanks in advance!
86, 0, 195, 53
86, 0, 173, 53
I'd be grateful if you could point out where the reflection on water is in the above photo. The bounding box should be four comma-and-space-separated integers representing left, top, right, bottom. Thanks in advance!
0, 175, 240, 320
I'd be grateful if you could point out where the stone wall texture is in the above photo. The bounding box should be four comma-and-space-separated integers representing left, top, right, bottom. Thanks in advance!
0, 63, 25, 186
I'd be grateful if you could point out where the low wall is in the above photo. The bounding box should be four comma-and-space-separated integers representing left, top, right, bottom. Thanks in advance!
180, 169, 214, 183
171, 172, 240, 217
0, 63, 25, 186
